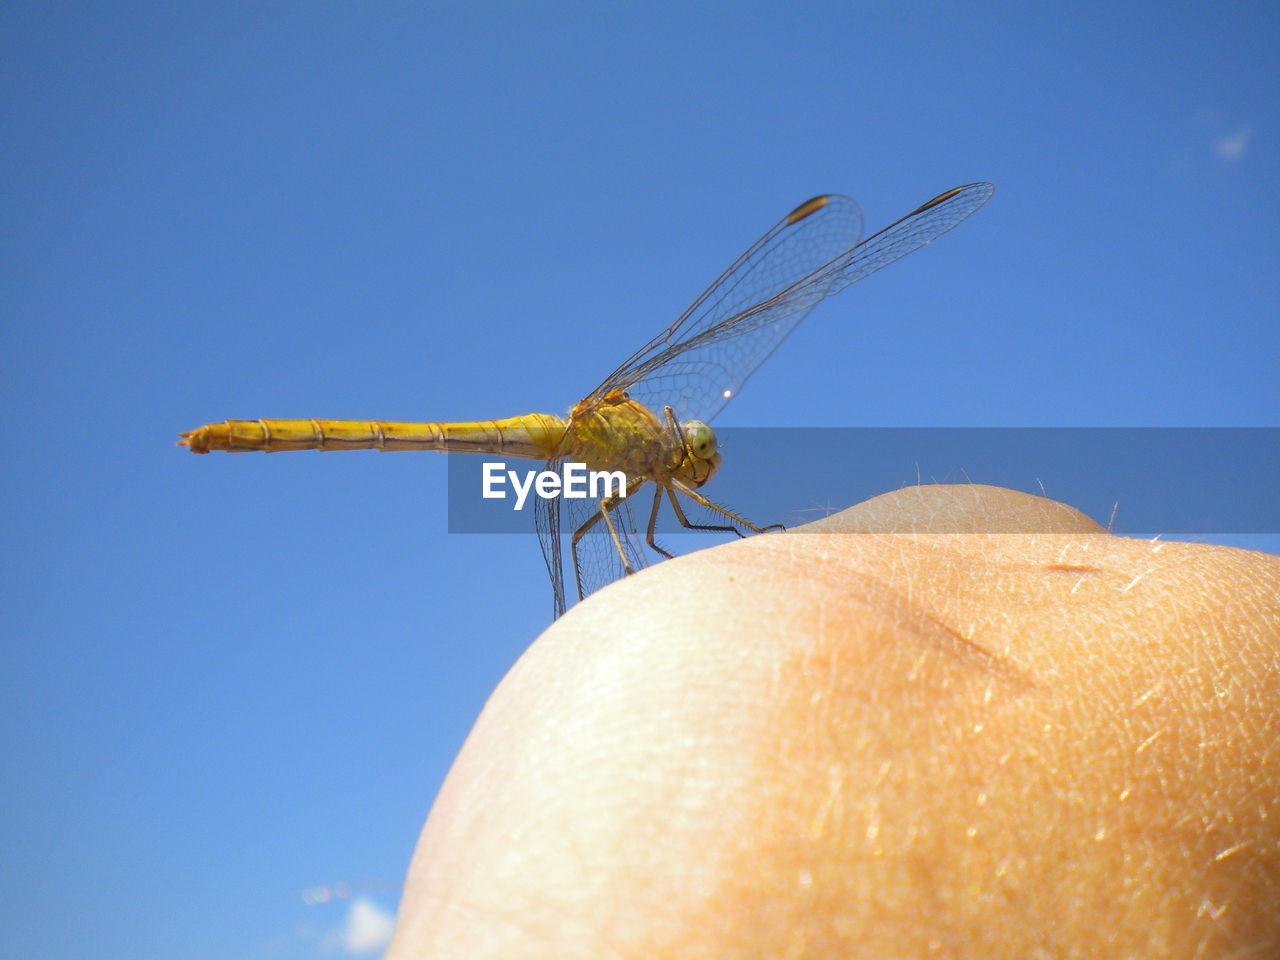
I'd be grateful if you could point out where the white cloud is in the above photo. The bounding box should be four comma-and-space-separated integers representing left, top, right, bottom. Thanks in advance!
342, 897, 395, 955
1213, 125, 1251, 161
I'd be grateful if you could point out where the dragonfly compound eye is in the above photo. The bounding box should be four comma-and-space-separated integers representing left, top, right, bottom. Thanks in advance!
682, 420, 717, 460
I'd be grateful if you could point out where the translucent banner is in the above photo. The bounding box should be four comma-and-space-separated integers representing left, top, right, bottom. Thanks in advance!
447, 428, 1279, 535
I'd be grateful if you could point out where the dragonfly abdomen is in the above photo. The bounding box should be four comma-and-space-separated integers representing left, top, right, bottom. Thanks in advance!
179, 415, 565, 457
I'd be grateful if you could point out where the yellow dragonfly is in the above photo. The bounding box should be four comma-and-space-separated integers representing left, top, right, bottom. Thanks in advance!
181, 182, 994, 617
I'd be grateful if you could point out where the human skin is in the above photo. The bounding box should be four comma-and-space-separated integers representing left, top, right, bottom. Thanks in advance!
385, 485, 1279, 959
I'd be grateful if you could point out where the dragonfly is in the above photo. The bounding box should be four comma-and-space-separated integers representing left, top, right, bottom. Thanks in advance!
181, 182, 994, 617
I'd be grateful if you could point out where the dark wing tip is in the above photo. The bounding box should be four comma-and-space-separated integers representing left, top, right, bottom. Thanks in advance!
786, 194, 830, 224
908, 182, 995, 217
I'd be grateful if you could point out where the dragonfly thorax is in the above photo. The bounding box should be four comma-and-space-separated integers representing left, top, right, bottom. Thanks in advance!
563, 394, 721, 489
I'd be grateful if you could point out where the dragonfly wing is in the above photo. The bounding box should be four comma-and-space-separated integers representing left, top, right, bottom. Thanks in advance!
822, 182, 995, 300
618, 282, 835, 426
534, 473, 568, 619
586, 193, 864, 422
595, 183, 994, 424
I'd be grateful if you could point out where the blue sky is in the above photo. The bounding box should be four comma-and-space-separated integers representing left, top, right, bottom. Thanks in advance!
2, 3, 1276, 957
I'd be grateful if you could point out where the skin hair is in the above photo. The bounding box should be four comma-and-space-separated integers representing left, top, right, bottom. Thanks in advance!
386, 485, 1280, 959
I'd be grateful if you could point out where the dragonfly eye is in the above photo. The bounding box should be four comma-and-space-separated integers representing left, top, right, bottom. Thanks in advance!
682, 420, 717, 460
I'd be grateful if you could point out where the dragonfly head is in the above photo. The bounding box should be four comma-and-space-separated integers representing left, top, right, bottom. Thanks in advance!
682, 420, 721, 487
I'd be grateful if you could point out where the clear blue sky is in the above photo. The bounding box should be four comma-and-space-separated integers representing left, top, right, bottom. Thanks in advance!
3, 3, 1276, 957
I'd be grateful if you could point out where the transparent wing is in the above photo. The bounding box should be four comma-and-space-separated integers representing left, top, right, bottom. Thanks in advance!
535, 457, 648, 618
585, 193, 862, 423
534, 478, 567, 618
591, 183, 994, 424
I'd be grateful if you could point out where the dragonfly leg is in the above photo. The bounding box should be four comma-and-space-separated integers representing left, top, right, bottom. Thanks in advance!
665, 486, 743, 537
645, 484, 674, 559
661, 405, 689, 469
570, 480, 646, 602
669, 480, 786, 535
